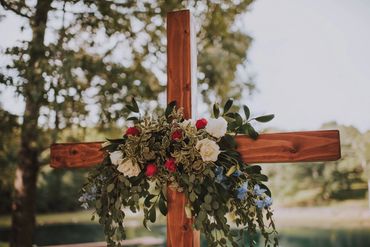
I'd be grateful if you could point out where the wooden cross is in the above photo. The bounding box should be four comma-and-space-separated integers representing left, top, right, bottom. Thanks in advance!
50, 10, 341, 247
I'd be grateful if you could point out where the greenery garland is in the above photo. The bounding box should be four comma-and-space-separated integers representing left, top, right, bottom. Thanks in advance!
80, 98, 278, 247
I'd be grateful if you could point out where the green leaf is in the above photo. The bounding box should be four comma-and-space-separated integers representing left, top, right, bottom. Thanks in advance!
148, 206, 156, 223
254, 174, 268, 182
107, 183, 115, 193
212, 201, 219, 210
115, 199, 121, 210
198, 210, 207, 222
255, 114, 274, 123
127, 116, 139, 122
165, 100, 177, 118
213, 103, 220, 118
189, 191, 196, 202
126, 104, 139, 113
106, 138, 125, 144
144, 194, 155, 207
204, 194, 212, 204
227, 112, 242, 126
226, 166, 237, 177
247, 125, 259, 140
131, 97, 139, 112
158, 196, 168, 216
217, 134, 236, 150
243, 105, 250, 120
245, 165, 262, 174
259, 183, 272, 197
223, 99, 233, 114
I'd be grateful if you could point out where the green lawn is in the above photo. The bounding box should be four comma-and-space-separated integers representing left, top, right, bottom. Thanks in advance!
0, 210, 95, 228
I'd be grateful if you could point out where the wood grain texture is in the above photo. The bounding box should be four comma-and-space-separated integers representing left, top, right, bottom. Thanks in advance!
166, 10, 200, 247
50, 142, 105, 168
167, 10, 193, 118
50, 130, 341, 168
235, 130, 341, 163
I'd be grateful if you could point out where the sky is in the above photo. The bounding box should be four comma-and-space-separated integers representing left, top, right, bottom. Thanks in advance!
242, 0, 370, 132
0, 0, 369, 132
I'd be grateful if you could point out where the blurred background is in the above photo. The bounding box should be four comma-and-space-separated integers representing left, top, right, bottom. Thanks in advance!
1, 0, 370, 246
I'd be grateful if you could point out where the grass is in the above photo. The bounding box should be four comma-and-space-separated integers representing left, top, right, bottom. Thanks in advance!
0, 209, 166, 228
0, 210, 94, 228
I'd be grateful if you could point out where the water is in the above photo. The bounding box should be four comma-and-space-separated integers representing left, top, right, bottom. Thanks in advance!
1, 224, 370, 246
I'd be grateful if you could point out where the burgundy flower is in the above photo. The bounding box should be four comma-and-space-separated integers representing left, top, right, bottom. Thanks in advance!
171, 129, 182, 141
145, 163, 157, 177
164, 158, 176, 173
125, 127, 140, 136
196, 118, 208, 129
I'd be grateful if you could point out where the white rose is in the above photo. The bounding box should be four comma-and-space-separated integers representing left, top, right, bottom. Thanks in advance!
205, 117, 228, 138
117, 159, 141, 177
180, 119, 195, 128
110, 151, 123, 165
196, 138, 221, 162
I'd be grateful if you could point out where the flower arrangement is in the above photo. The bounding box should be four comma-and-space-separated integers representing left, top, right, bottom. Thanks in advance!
80, 98, 278, 247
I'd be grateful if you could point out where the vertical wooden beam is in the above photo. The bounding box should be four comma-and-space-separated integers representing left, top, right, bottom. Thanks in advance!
166, 10, 200, 247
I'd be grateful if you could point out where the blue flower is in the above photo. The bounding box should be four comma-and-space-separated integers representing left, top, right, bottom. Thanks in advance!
253, 184, 267, 196
90, 185, 97, 194
255, 196, 273, 209
232, 170, 242, 177
215, 166, 225, 184
236, 181, 249, 200
264, 196, 273, 207
256, 199, 264, 209
78, 193, 89, 203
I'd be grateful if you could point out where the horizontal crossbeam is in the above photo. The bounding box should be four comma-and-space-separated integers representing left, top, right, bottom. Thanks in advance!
50, 130, 340, 169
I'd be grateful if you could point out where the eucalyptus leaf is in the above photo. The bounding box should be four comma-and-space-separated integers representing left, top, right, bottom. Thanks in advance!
223, 99, 233, 114
204, 194, 212, 204
226, 166, 237, 177
255, 114, 275, 123
158, 196, 168, 216
213, 103, 220, 118
148, 206, 156, 223
107, 183, 115, 193
243, 105, 250, 120
131, 97, 139, 112
126, 104, 139, 113
127, 116, 139, 122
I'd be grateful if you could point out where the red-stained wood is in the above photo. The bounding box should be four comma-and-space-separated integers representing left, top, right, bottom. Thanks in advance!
50, 142, 104, 168
235, 130, 341, 163
166, 10, 200, 247
50, 130, 341, 169
167, 10, 193, 119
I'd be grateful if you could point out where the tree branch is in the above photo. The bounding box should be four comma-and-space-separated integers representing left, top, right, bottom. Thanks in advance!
0, 0, 30, 18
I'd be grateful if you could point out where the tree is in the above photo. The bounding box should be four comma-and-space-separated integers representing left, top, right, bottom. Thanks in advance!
0, 108, 19, 214
264, 122, 369, 206
0, 0, 255, 246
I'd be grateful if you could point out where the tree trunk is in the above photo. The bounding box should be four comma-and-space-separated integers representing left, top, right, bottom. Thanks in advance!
368, 179, 370, 210
10, 1, 52, 246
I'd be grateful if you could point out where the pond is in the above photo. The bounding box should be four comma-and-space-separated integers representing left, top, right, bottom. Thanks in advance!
1, 224, 370, 246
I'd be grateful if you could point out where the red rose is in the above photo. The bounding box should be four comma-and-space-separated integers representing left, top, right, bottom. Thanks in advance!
196, 118, 208, 129
125, 127, 140, 136
171, 129, 182, 141
145, 163, 157, 177
164, 158, 176, 173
